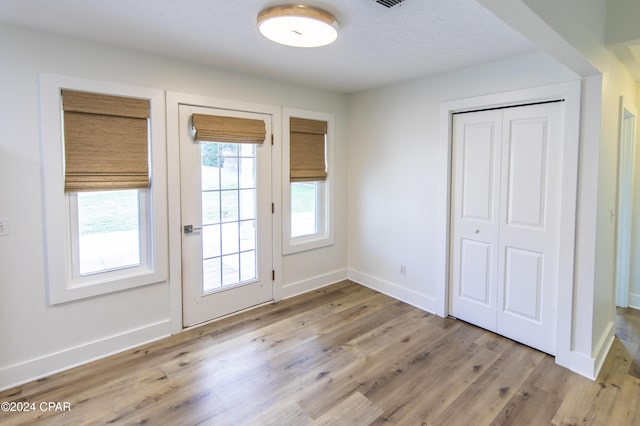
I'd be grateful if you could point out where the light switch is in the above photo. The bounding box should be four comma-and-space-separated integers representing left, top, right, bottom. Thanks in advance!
0, 218, 9, 236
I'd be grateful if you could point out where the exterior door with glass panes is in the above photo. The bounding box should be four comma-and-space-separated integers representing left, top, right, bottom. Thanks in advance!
179, 105, 272, 326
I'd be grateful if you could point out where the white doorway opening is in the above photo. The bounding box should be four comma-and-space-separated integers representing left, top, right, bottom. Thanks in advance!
615, 97, 637, 308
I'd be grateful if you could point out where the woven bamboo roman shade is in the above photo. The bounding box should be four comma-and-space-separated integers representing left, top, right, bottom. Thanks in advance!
192, 113, 266, 144
62, 89, 150, 192
290, 117, 327, 182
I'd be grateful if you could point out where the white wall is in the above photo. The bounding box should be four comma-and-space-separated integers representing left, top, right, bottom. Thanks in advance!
347, 51, 577, 311
0, 24, 348, 390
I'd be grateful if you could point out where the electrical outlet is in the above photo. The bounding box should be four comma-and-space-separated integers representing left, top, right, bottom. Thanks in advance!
0, 218, 9, 236
400, 264, 406, 276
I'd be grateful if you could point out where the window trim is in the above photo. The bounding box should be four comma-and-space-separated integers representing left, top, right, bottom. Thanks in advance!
40, 74, 167, 304
282, 108, 334, 254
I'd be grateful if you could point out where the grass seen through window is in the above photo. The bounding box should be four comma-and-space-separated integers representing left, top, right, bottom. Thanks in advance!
291, 181, 319, 237
76, 190, 141, 274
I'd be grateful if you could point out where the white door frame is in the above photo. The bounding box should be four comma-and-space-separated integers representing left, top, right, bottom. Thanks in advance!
166, 92, 282, 334
435, 81, 582, 369
615, 97, 637, 308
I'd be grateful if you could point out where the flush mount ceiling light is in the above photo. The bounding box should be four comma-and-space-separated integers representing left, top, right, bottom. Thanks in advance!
257, 5, 339, 48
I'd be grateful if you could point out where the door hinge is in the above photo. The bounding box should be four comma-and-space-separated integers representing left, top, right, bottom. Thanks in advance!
271, 134, 274, 145
272, 203, 275, 214
272, 270, 275, 281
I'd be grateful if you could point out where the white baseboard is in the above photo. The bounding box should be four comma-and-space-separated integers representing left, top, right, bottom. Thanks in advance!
348, 269, 437, 314
592, 321, 615, 378
0, 320, 171, 392
628, 292, 640, 309
569, 321, 615, 380
279, 268, 348, 301
569, 350, 596, 380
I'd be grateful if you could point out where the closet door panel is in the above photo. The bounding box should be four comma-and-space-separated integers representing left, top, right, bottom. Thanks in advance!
497, 103, 563, 355
450, 110, 502, 332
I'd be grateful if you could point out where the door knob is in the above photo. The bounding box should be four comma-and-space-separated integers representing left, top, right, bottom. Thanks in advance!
474, 229, 480, 234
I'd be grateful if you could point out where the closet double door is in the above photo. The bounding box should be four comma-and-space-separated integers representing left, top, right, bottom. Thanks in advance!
450, 102, 563, 355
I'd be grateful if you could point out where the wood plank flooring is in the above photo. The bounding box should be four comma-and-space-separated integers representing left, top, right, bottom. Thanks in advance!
1, 281, 639, 425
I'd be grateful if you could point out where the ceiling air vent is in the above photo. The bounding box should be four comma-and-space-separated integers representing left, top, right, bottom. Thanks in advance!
375, 0, 405, 8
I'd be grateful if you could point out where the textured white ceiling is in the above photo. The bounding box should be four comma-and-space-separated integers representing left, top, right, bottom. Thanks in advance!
0, 0, 535, 92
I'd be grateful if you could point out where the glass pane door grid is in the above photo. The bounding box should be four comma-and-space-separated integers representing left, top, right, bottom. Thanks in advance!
201, 142, 257, 293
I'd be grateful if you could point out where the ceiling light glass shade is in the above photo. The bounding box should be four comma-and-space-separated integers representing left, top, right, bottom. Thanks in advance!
257, 5, 339, 48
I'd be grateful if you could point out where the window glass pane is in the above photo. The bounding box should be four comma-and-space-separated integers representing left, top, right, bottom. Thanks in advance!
77, 190, 141, 275
222, 254, 240, 286
202, 224, 221, 259
221, 222, 239, 255
239, 189, 256, 220
239, 157, 256, 189
239, 143, 255, 157
203, 257, 222, 292
221, 191, 239, 222
291, 182, 318, 237
220, 143, 239, 190
240, 251, 256, 282
201, 143, 221, 191
219, 143, 238, 157
240, 220, 256, 251
202, 191, 221, 225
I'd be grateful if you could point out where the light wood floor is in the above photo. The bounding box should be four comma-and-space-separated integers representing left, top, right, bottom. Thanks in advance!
1, 281, 639, 425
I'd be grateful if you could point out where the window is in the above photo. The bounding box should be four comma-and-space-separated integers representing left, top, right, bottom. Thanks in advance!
40, 75, 167, 304
283, 109, 334, 254
70, 189, 147, 277
190, 111, 267, 291
291, 181, 323, 238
